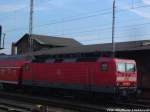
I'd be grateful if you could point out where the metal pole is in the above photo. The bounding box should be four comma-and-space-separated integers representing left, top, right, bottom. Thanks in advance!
0, 26, 2, 48
29, 0, 34, 53
112, 0, 116, 57
2, 33, 6, 48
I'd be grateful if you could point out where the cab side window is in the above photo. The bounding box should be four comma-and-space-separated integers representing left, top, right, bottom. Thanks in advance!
101, 63, 108, 71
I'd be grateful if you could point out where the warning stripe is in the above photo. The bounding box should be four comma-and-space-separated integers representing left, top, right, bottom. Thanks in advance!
117, 77, 136, 81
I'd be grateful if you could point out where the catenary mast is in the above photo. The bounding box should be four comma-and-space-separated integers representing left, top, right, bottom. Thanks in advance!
112, 0, 116, 57
29, 0, 34, 53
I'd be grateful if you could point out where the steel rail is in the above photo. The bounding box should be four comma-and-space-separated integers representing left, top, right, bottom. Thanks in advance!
0, 91, 150, 112
0, 91, 108, 112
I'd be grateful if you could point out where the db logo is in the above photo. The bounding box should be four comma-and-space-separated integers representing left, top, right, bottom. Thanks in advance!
57, 69, 61, 75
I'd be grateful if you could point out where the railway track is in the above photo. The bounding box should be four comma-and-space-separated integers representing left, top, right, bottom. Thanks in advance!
0, 98, 77, 112
0, 91, 150, 112
0, 91, 108, 112
0, 99, 33, 112
116, 102, 150, 109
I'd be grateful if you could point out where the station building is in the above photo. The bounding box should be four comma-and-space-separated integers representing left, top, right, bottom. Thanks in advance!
11, 33, 82, 55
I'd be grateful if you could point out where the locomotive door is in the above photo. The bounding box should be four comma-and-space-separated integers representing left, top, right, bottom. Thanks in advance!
31, 63, 37, 85
90, 62, 113, 93
29, 63, 41, 86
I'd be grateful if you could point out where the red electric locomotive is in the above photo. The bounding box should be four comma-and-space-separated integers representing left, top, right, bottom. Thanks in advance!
0, 56, 137, 96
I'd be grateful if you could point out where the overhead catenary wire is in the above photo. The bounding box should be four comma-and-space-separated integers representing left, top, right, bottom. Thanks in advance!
0, 0, 143, 21
5, 3, 150, 33
1, 0, 150, 49
79, 32, 150, 43
5, 20, 150, 45
39, 21, 150, 37
5, 14, 147, 33
30, 4, 150, 30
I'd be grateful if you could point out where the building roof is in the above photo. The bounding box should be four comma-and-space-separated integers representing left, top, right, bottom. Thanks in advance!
28, 39, 150, 56
15, 33, 82, 47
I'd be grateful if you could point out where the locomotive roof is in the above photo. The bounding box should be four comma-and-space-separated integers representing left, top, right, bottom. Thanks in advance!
0, 55, 34, 60
27, 39, 150, 56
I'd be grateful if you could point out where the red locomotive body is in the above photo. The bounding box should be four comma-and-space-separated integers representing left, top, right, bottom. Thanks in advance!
0, 56, 137, 96
0, 60, 29, 85
22, 57, 137, 95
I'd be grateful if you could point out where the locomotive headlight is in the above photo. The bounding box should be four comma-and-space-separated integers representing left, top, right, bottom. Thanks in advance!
117, 82, 120, 86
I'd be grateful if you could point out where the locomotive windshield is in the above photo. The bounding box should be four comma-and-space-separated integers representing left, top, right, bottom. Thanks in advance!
117, 63, 125, 72
126, 63, 136, 72
117, 62, 136, 72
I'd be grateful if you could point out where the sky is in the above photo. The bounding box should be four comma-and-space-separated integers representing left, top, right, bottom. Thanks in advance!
0, 0, 150, 54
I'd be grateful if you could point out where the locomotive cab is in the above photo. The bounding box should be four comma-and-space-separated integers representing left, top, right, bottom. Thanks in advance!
115, 59, 137, 95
